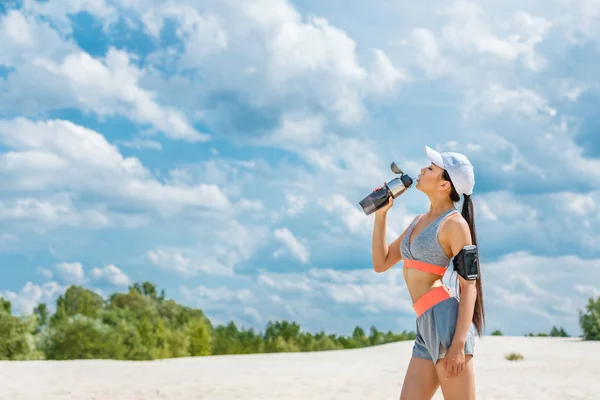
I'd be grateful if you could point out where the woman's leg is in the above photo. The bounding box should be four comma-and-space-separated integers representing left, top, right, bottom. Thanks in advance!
399, 356, 440, 400
434, 355, 476, 400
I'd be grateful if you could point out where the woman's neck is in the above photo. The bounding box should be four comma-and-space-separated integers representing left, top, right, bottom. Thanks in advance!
427, 196, 455, 217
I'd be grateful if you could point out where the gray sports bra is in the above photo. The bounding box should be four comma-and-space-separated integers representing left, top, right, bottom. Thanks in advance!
400, 208, 458, 267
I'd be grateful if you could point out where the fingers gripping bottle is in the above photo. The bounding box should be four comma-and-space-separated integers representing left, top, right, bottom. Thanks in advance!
359, 162, 414, 216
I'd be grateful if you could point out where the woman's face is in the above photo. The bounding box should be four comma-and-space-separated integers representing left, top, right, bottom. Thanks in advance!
415, 163, 445, 193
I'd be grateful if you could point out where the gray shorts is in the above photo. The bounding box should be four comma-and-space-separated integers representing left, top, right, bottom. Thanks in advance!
412, 292, 476, 365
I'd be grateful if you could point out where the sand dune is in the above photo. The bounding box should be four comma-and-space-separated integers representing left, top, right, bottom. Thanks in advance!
0, 336, 598, 400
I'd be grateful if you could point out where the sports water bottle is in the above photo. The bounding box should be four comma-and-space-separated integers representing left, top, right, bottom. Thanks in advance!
359, 162, 414, 216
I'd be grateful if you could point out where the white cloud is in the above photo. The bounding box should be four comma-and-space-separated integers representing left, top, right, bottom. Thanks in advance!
55, 262, 85, 285
240, 0, 401, 124
0, 118, 231, 227
321, 280, 413, 314
463, 84, 557, 120
573, 284, 600, 297
0, 195, 116, 230
1, 281, 66, 315
263, 266, 408, 313
145, 219, 268, 277
117, 138, 163, 151
90, 264, 131, 286
21, 0, 117, 34
34, 48, 206, 142
422, 3, 549, 73
141, 4, 228, 66
37, 268, 53, 280
367, 48, 409, 94
147, 248, 225, 276
243, 307, 261, 322
483, 251, 600, 334
284, 192, 306, 217
137, 0, 406, 127
255, 113, 326, 149
181, 285, 253, 303
319, 194, 373, 235
235, 198, 264, 212
273, 227, 310, 264
0, 10, 77, 67
257, 272, 312, 293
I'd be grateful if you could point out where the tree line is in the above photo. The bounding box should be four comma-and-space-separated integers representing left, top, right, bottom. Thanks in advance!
0, 282, 415, 360
1, 282, 599, 361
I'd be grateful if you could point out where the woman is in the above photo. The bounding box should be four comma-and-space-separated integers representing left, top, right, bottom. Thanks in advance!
371, 146, 484, 400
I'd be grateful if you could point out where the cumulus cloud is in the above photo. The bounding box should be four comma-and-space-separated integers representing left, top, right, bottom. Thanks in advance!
146, 218, 268, 277
90, 264, 132, 286
1, 281, 66, 315
146, 248, 224, 276
55, 262, 85, 285
0, 118, 230, 228
463, 84, 557, 120
0, 10, 77, 67
20, 0, 117, 34
402, 2, 551, 79
34, 49, 207, 142
181, 285, 252, 303
51, 261, 132, 287
483, 251, 600, 335
273, 227, 310, 264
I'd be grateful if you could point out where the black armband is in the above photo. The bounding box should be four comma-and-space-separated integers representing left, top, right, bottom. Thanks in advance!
452, 245, 479, 280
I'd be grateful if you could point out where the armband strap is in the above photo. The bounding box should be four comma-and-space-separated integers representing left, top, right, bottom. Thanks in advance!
453, 245, 479, 280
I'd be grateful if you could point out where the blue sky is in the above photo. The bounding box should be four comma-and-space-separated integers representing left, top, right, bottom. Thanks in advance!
1, 0, 599, 338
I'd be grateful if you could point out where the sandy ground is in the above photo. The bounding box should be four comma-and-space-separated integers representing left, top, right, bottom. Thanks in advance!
0, 336, 598, 400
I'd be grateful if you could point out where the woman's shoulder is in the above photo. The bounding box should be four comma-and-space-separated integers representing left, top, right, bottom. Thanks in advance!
439, 212, 471, 243
438, 211, 469, 235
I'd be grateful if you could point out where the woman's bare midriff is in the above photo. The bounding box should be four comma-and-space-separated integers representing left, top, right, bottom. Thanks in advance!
403, 267, 445, 304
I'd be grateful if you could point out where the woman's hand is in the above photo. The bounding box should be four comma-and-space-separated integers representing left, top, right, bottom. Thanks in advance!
444, 342, 466, 379
373, 182, 394, 214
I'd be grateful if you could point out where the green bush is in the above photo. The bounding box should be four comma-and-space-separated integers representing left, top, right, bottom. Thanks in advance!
579, 296, 600, 340
0, 302, 40, 360
505, 352, 524, 361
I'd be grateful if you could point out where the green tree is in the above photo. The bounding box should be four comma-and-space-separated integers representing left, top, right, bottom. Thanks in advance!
549, 326, 569, 337
50, 286, 104, 327
39, 315, 122, 360
0, 298, 11, 313
368, 326, 385, 346
33, 303, 48, 334
213, 321, 251, 354
0, 299, 38, 360
187, 317, 212, 356
579, 296, 600, 340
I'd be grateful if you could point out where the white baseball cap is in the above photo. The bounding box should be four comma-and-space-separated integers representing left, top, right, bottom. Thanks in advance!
425, 146, 475, 196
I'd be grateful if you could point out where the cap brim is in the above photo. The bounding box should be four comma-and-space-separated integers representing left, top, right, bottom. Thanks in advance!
425, 146, 444, 168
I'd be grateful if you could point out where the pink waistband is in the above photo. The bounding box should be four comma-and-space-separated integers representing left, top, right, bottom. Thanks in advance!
412, 285, 453, 317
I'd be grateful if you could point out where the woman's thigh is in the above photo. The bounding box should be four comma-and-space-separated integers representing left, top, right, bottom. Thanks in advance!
435, 355, 476, 400
399, 356, 440, 400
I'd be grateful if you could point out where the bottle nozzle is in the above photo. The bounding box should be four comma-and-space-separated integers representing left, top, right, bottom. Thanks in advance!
390, 162, 403, 175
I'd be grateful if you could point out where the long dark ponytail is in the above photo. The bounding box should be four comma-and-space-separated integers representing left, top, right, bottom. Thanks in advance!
443, 170, 485, 336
